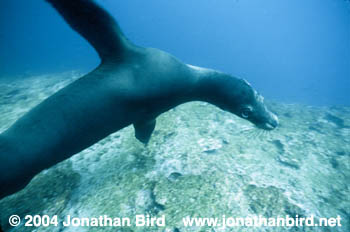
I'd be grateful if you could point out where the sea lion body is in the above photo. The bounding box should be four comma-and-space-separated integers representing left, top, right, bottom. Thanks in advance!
1, 48, 197, 195
0, 0, 278, 199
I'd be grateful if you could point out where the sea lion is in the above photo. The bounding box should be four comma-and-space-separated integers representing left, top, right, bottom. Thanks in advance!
0, 0, 278, 199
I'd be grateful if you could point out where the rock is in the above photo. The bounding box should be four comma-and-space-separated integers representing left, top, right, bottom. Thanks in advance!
0, 73, 349, 232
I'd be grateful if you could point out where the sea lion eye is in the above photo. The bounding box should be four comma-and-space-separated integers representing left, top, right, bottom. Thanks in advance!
241, 106, 252, 119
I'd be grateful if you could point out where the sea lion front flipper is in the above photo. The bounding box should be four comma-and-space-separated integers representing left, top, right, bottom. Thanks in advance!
45, 0, 130, 61
133, 119, 156, 144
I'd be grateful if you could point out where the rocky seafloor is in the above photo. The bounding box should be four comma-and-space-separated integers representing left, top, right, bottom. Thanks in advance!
0, 72, 349, 232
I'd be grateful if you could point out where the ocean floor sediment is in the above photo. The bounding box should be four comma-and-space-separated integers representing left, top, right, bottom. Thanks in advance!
0, 72, 349, 232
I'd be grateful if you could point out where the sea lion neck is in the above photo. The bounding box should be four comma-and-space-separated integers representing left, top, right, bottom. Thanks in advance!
189, 65, 241, 110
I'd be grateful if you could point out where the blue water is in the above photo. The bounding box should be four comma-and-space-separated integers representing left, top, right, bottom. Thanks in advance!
0, 0, 349, 106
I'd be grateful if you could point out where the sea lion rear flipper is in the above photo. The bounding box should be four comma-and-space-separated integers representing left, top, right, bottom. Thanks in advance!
46, 0, 130, 61
133, 119, 156, 144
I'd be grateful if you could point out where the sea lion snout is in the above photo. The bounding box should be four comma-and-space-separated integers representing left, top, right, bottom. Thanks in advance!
257, 111, 279, 130
264, 112, 279, 130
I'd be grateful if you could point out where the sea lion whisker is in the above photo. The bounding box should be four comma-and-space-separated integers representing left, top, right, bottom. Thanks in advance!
244, 129, 253, 138
252, 129, 260, 140
239, 128, 254, 134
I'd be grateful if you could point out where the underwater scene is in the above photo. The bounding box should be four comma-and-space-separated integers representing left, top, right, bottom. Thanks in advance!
0, 0, 349, 232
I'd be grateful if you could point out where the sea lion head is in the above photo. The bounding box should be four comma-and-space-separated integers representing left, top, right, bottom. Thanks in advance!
223, 78, 279, 130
